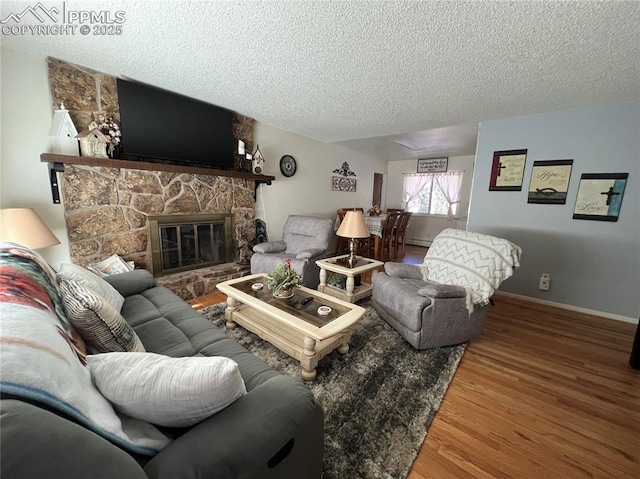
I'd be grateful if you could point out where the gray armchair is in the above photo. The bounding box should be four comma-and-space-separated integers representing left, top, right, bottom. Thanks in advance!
250, 215, 333, 289
372, 228, 521, 349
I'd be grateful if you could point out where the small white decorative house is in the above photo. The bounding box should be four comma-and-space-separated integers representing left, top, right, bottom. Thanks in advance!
77, 128, 109, 158
48, 104, 79, 155
252, 145, 265, 174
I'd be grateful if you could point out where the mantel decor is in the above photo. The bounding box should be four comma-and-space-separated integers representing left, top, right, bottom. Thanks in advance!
573, 173, 628, 222
489, 149, 527, 191
527, 159, 573, 204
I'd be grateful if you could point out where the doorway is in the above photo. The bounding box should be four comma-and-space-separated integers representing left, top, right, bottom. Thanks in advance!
372, 172, 383, 207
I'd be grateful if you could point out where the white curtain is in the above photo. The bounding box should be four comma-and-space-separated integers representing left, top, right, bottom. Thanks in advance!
401, 174, 430, 210
435, 172, 462, 220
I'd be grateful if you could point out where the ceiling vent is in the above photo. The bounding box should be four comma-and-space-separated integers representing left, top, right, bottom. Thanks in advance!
394, 139, 424, 151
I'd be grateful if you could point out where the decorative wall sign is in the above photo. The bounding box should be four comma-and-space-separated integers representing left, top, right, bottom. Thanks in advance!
417, 157, 448, 173
573, 173, 628, 222
332, 176, 357, 192
489, 149, 527, 191
527, 159, 573, 204
333, 162, 356, 177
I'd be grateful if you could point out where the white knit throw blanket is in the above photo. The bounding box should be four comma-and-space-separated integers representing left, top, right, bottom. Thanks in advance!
420, 229, 522, 310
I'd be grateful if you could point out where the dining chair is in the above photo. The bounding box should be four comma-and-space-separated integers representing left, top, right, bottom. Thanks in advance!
394, 211, 413, 258
379, 211, 401, 262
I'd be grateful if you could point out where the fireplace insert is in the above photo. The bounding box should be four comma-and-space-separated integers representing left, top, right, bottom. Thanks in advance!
148, 214, 233, 276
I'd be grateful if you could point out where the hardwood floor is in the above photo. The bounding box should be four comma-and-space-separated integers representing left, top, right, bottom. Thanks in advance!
189, 245, 640, 478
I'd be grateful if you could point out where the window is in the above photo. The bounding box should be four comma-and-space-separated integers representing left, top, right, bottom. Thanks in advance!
402, 171, 463, 217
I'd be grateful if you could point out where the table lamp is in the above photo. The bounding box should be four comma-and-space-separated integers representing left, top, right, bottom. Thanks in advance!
336, 210, 370, 268
0, 208, 60, 249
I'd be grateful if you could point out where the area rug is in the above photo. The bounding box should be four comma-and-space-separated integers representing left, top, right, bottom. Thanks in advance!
200, 300, 465, 479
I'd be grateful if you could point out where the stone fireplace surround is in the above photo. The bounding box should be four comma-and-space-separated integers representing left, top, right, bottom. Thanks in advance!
60, 163, 255, 300
46, 56, 264, 300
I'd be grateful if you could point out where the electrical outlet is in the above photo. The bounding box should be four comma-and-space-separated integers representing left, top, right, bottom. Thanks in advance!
539, 273, 550, 291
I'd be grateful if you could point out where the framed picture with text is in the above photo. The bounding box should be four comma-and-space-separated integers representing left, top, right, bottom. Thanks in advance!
489, 149, 527, 191
527, 159, 574, 204
573, 173, 628, 222
417, 158, 448, 173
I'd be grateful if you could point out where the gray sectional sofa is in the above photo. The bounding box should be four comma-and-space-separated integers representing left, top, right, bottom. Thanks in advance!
0, 244, 323, 479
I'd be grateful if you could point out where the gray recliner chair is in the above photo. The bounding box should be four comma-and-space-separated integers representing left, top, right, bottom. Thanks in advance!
372, 228, 521, 349
250, 215, 333, 289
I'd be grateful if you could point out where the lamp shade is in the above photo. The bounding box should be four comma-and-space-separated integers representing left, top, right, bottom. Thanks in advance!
0, 208, 60, 249
336, 211, 370, 239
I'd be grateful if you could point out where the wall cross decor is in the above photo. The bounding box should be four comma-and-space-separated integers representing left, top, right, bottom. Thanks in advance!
573, 173, 628, 222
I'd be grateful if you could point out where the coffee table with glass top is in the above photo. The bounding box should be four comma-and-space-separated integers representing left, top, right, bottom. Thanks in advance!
216, 273, 365, 380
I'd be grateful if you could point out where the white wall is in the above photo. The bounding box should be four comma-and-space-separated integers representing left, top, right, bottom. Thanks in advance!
1, 47, 70, 267
254, 122, 387, 248
468, 103, 639, 321
386, 155, 476, 246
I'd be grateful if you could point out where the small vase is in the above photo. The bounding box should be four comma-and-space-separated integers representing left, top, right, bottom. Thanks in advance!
107, 144, 121, 159
273, 289, 294, 299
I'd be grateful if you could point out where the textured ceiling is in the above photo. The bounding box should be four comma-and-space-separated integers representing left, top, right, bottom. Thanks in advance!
2, 0, 639, 160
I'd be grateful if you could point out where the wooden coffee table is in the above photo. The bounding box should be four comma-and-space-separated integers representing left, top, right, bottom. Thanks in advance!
316, 255, 384, 303
216, 274, 365, 380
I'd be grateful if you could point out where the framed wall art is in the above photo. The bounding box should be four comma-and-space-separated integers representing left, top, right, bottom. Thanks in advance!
489, 149, 527, 191
573, 173, 628, 222
417, 157, 448, 173
527, 159, 574, 204
332, 176, 357, 192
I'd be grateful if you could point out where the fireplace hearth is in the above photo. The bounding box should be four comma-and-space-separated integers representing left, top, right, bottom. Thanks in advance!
148, 214, 233, 277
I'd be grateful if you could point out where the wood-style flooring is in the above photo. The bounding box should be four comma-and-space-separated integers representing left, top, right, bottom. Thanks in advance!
189, 245, 640, 478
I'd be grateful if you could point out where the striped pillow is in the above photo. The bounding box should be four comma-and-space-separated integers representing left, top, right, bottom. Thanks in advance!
58, 263, 125, 312
58, 278, 145, 353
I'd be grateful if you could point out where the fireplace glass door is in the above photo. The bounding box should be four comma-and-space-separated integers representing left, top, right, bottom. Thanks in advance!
149, 214, 233, 276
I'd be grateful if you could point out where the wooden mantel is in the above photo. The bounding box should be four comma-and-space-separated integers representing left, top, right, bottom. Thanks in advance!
41, 153, 276, 182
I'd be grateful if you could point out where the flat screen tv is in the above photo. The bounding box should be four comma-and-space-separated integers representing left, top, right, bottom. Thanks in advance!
116, 78, 234, 169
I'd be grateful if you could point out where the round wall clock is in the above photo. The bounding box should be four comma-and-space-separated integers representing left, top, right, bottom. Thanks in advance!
279, 155, 297, 177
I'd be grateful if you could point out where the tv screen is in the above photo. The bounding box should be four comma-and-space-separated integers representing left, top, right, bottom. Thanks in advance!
116, 79, 234, 169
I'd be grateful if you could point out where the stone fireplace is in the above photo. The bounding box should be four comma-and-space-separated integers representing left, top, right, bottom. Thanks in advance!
47, 57, 266, 300
59, 164, 255, 299
148, 213, 233, 277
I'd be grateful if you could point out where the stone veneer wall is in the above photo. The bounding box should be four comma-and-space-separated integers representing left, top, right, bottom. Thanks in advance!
47, 57, 255, 154
48, 57, 257, 299
61, 165, 254, 299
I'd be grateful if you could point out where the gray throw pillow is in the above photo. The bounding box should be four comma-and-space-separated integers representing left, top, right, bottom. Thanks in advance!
58, 278, 145, 353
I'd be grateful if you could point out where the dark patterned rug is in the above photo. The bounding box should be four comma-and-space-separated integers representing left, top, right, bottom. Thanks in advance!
200, 300, 465, 479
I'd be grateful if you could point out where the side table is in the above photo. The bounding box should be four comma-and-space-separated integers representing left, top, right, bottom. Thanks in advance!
316, 255, 384, 303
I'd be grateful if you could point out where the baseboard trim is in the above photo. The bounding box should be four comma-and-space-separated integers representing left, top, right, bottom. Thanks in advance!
407, 239, 432, 247
495, 291, 638, 324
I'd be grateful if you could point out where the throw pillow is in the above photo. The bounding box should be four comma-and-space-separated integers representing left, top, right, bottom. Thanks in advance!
58, 263, 125, 312
87, 352, 247, 427
58, 278, 145, 353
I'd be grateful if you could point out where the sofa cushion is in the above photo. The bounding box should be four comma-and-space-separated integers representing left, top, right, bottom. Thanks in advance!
87, 352, 247, 427
58, 263, 125, 312
114, 283, 281, 392
58, 278, 145, 353
372, 273, 432, 332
